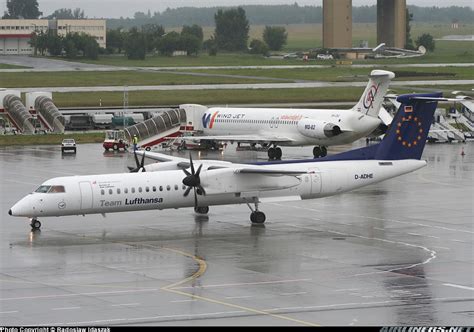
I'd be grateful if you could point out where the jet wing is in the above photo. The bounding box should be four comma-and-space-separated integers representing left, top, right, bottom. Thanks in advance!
179, 135, 295, 144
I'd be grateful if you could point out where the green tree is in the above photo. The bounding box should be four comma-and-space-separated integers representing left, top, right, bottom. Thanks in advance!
142, 24, 165, 52
262, 26, 287, 51
249, 39, 269, 56
180, 34, 201, 56
181, 25, 204, 43
405, 8, 415, 50
3, 0, 42, 19
106, 28, 125, 54
46, 8, 85, 19
157, 31, 181, 56
124, 27, 147, 60
46, 33, 63, 56
203, 37, 218, 56
214, 7, 249, 51
415, 33, 435, 52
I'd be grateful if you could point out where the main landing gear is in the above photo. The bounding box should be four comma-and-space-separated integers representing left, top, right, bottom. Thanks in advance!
246, 200, 266, 224
313, 146, 327, 158
30, 218, 41, 231
267, 145, 282, 160
194, 206, 209, 214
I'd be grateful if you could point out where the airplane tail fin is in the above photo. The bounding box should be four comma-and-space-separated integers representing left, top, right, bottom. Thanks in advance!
374, 92, 442, 160
352, 70, 395, 118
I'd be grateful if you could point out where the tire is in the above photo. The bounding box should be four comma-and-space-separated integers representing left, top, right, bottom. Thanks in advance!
313, 146, 321, 158
195, 206, 209, 214
250, 211, 266, 224
113, 144, 118, 151
31, 220, 41, 230
275, 147, 282, 160
320, 146, 327, 157
145, 146, 151, 151
268, 147, 276, 160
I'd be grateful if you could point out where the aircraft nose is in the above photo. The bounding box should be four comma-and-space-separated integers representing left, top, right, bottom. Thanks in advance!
8, 209, 12, 216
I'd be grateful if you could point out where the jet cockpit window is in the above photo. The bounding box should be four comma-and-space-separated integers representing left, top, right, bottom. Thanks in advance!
35, 185, 51, 193
49, 185, 65, 193
35, 185, 65, 193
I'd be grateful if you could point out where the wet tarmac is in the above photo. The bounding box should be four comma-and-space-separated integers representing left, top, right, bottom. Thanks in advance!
0, 142, 473, 326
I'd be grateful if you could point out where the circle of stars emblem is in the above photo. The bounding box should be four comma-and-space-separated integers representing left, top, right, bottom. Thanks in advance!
396, 113, 423, 148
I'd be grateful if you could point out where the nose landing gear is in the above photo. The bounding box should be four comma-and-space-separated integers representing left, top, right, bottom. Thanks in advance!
30, 218, 41, 231
267, 146, 282, 160
245, 199, 266, 224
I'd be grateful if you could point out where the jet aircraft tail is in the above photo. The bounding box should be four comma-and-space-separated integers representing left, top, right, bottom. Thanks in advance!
352, 70, 395, 118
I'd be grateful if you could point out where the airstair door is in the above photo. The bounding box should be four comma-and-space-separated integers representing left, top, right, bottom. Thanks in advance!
309, 168, 321, 194
79, 182, 93, 210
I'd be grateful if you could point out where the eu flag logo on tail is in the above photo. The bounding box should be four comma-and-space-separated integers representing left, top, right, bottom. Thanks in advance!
396, 113, 423, 148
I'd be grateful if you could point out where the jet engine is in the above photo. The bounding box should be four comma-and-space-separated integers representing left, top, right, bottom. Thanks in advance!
297, 119, 342, 139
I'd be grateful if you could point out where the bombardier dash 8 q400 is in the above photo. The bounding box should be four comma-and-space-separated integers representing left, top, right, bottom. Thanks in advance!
182, 70, 395, 159
9, 93, 441, 231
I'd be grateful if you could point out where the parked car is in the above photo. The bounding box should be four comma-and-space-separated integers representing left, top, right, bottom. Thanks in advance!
61, 138, 76, 153
317, 54, 334, 60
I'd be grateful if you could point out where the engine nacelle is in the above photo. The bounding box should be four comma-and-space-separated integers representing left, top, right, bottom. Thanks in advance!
297, 119, 342, 139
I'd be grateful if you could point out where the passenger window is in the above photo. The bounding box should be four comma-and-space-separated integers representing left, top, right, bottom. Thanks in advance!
159, 186, 163, 191
182, 185, 186, 190
166, 185, 171, 191
146, 187, 149, 192
101, 189, 105, 195
174, 184, 178, 190
117, 188, 121, 194
153, 186, 156, 192
132, 187, 135, 193
108, 189, 113, 195
124, 188, 128, 194
138, 187, 142, 193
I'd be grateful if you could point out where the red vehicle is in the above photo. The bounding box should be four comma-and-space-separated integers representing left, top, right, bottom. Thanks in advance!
103, 130, 128, 151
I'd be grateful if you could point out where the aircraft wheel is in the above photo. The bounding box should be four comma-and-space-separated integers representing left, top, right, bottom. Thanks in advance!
145, 146, 151, 151
320, 146, 327, 157
268, 147, 276, 160
275, 147, 282, 160
195, 206, 209, 214
250, 211, 266, 224
30, 219, 41, 230
313, 146, 321, 158
113, 144, 118, 151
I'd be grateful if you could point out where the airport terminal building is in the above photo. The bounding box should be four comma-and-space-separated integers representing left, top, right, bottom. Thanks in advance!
0, 19, 106, 55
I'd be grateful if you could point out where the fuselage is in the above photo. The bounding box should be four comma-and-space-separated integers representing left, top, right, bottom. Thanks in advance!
9, 159, 426, 218
201, 107, 382, 146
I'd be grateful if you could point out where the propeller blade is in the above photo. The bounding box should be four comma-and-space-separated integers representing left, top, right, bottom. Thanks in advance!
127, 166, 135, 171
140, 152, 146, 168
182, 168, 191, 176
133, 150, 140, 168
189, 153, 195, 175
183, 186, 192, 197
195, 164, 203, 177
198, 185, 206, 196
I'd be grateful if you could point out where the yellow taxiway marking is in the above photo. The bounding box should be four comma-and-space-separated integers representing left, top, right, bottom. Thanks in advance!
159, 245, 319, 327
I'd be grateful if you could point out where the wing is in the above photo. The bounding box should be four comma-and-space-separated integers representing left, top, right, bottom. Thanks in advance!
179, 134, 294, 144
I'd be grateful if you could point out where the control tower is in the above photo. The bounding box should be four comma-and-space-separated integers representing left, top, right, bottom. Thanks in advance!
322, 0, 352, 48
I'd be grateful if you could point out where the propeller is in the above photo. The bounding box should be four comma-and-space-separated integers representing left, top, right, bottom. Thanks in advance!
182, 154, 206, 210
128, 150, 146, 173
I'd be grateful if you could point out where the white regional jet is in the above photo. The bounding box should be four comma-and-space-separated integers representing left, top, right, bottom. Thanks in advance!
9, 93, 441, 231
183, 70, 395, 159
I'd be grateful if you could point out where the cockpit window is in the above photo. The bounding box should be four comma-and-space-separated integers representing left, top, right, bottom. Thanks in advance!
34, 185, 65, 193
35, 185, 51, 193
49, 186, 65, 193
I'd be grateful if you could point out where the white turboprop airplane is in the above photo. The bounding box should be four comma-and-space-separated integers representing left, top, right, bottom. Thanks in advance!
9, 93, 441, 231
182, 70, 395, 159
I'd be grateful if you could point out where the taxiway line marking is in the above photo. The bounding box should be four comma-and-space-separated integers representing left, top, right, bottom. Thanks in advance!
171, 299, 198, 303
443, 283, 474, 291
172, 278, 312, 290
225, 295, 254, 299
52, 307, 81, 311
159, 246, 319, 326
0, 311, 19, 314
279, 292, 307, 296
111, 303, 140, 307
0, 288, 158, 301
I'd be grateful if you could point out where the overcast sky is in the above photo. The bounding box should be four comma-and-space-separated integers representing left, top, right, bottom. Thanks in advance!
13, 0, 474, 19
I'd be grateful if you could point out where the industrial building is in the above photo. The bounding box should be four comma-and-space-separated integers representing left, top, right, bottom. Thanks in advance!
0, 19, 106, 55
